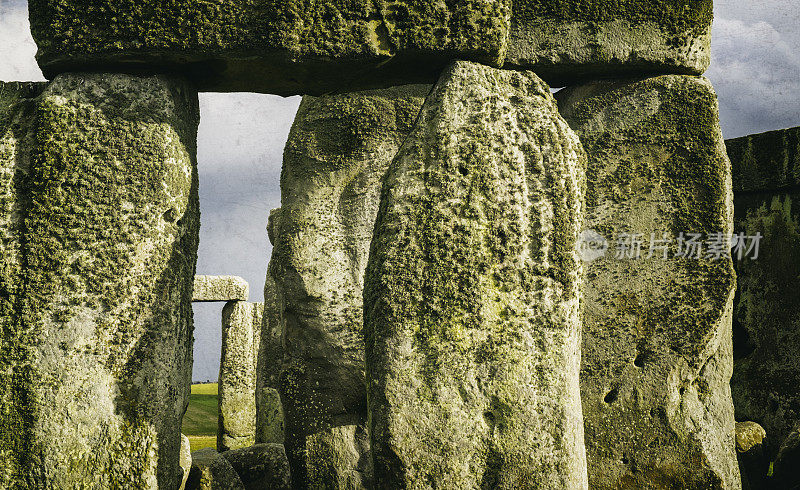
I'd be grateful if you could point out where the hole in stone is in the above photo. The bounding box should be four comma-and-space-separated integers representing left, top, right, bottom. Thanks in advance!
634, 352, 646, 368
163, 208, 178, 222
621, 455, 629, 465
604, 387, 619, 404
459, 165, 469, 176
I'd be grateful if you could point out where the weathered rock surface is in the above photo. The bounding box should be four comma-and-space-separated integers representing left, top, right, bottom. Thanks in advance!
193, 275, 249, 302
180, 434, 193, 490
222, 443, 292, 490
0, 81, 46, 488
506, 0, 713, 84
0, 74, 199, 489
735, 422, 768, 490
727, 126, 800, 193
29, 0, 712, 94
727, 128, 800, 463
772, 424, 800, 490
219, 301, 265, 452
187, 448, 245, 490
29, 0, 510, 95
270, 84, 428, 488
557, 75, 740, 488
255, 232, 285, 444
365, 61, 587, 488
271, 84, 430, 487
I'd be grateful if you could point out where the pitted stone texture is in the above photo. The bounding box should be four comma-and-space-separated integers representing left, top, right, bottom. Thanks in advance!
222, 443, 291, 490
180, 434, 192, 490
0, 74, 199, 489
730, 188, 800, 461
29, 0, 510, 95
270, 84, 428, 488
727, 127, 800, 193
506, 0, 713, 84
558, 75, 739, 489
186, 448, 245, 490
193, 275, 249, 302
365, 61, 587, 488
255, 269, 284, 444
219, 301, 264, 452
0, 81, 46, 488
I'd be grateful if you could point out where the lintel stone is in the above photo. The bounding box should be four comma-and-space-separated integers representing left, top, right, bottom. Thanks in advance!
193, 275, 249, 302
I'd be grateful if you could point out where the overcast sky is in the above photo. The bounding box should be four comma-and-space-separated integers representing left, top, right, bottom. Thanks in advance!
2, 0, 798, 381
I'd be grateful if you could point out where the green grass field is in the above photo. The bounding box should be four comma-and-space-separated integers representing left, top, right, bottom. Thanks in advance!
182, 383, 218, 452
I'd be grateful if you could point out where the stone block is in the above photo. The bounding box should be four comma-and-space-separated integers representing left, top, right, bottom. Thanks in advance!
506, 0, 713, 84
735, 422, 768, 489
728, 127, 800, 466
557, 75, 740, 488
193, 275, 249, 302
255, 271, 284, 444
29, 0, 713, 94
218, 301, 264, 452
270, 84, 428, 488
180, 434, 193, 490
29, 0, 510, 95
221, 443, 291, 490
365, 61, 587, 488
0, 74, 199, 489
186, 448, 245, 490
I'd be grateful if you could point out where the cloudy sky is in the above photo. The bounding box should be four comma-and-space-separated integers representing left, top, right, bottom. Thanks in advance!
1, 0, 798, 381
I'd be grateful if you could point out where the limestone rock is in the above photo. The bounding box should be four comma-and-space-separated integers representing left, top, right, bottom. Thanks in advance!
365, 61, 587, 488
193, 275, 249, 302
29, 0, 510, 95
727, 128, 800, 462
221, 443, 292, 490
219, 301, 264, 452
0, 74, 199, 489
186, 448, 245, 490
727, 126, 800, 193
180, 434, 193, 490
270, 84, 428, 488
506, 0, 713, 84
773, 424, 800, 490
557, 75, 740, 488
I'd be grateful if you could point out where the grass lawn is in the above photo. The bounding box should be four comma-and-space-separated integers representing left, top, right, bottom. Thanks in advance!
182, 383, 218, 452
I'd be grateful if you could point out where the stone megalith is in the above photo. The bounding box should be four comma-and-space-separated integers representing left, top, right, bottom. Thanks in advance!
506, 0, 713, 84
29, 0, 510, 95
187, 448, 245, 490
726, 127, 800, 461
557, 75, 740, 488
222, 443, 292, 490
219, 301, 265, 452
269, 85, 429, 488
0, 74, 200, 488
0, 81, 47, 488
365, 61, 588, 488
256, 209, 286, 445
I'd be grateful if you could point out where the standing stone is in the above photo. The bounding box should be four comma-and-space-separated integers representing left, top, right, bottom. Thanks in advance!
270, 85, 429, 488
222, 443, 292, 490
506, 0, 713, 83
0, 74, 199, 489
0, 81, 47, 488
187, 448, 245, 490
557, 75, 740, 488
29, 0, 510, 95
726, 127, 800, 462
219, 301, 265, 452
256, 211, 286, 445
365, 61, 587, 488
